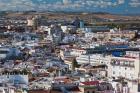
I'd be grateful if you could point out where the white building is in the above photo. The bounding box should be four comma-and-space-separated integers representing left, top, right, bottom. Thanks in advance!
108, 57, 138, 80
76, 54, 109, 65
62, 35, 77, 43
61, 26, 68, 33
0, 87, 15, 93
70, 48, 87, 57
27, 17, 35, 27
107, 51, 140, 93
39, 26, 51, 35
85, 32, 95, 38
0, 47, 20, 59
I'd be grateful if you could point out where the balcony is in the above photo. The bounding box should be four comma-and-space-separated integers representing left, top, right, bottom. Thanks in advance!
110, 61, 134, 67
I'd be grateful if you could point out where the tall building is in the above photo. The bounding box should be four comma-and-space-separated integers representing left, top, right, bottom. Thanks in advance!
80, 20, 84, 28
27, 17, 34, 27
27, 16, 40, 31
50, 25, 64, 45
73, 17, 81, 28
107, 51, 140, 93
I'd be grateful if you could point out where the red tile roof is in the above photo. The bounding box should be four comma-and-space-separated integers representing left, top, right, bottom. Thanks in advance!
81, 81, 99, 85
29, 89, 50, 93
124, 56, 137, 59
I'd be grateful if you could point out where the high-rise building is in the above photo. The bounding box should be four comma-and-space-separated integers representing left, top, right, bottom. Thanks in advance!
27, 16, 40, 31
80, 20, 84, 28
27, 17, 34, 27
73, 17, 80, 28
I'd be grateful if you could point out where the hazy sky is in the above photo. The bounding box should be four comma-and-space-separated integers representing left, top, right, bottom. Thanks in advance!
0, 0, 140, 14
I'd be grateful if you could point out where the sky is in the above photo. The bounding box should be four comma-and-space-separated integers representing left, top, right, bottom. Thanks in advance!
0, 0, 140, 14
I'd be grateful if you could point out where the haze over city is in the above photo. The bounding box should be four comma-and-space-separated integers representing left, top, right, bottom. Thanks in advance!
0, 0, 140, 93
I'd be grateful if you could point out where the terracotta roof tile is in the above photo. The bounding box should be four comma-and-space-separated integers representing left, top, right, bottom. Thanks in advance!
81, 81, 99, 85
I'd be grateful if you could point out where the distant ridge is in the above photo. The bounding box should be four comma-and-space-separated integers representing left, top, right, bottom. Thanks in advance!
0, 10, 140, 16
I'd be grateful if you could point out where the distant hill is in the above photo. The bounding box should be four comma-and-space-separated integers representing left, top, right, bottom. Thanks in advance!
3, 11, 140, 23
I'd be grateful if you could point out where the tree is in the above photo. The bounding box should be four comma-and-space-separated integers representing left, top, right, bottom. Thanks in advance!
22, 69, 29, 74
72, 58, 79, 71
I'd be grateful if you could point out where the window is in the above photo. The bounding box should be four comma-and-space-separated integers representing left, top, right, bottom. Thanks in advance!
92, 91, 95, 93
119, 72, 121, 75
87, 91, 90, 93
107, 86, 110, 90
113, 71, 115, 74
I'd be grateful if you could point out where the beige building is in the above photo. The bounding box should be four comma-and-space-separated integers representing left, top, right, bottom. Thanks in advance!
108, 31, 136, 40
64, 57, 75, 71
95, 30, 136, 41
27, 17, 35, 27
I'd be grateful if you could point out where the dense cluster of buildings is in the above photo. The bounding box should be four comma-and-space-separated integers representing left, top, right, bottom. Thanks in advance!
0, 75, 28, 93
0, 14, 140, 93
